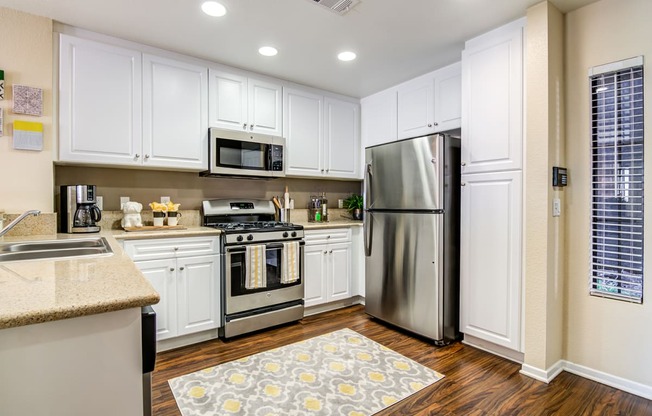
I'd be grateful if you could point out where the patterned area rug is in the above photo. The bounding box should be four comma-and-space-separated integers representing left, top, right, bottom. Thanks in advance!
168, 328, 444, 415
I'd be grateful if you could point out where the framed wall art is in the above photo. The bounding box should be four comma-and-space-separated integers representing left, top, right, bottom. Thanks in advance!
13, 84, 43, 116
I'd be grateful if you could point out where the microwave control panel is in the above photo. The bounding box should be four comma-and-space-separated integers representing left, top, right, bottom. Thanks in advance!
270, 145, 284, 171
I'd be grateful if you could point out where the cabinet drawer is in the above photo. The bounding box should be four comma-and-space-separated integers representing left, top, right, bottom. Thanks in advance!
123, 236, 219, 261
305, 228, 351, 245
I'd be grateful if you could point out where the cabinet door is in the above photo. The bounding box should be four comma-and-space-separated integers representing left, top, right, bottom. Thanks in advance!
135, 258, 177, 340
208, 68, 248, 131
361, 88, 398, 148
59, 34, 142, 165
328, 242, 352, 302
433, 62, 462, 132
143, 54, 208, 170
460, 170, 522, 351
283, 87, 324, 177
176, 255, 221, 335
461, 20, 523, 173
397, 75, 434, 140
304, 244, 328, 307
248, 78, 282, 136
324, 98, 361, 179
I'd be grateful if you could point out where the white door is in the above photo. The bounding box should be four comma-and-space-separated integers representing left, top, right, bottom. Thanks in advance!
324, 98, 360, 179
461, 20, 524, 174
304, 244, 327, 307
248, 78, 282, 136
136, 258, 177, 340
460, 170, 522, 351
397, 75, 434, 140
143, 54, 208, 170
208, 68, 248, 131
283, 87, 324, 177
361, 88, 398, 148
59, 34, 142, 165
433, 62, 462, 132
176, 255, 220, 336
328, 242, 351, 302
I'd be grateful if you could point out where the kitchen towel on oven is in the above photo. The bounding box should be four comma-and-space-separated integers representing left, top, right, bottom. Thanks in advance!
246, 244, 267, 289
282, 241, 300, 284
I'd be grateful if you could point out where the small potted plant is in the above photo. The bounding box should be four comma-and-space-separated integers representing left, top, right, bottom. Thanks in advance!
343, 194, 364, 221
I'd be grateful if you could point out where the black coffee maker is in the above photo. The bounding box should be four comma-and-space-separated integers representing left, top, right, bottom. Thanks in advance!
60, 185, 102, 233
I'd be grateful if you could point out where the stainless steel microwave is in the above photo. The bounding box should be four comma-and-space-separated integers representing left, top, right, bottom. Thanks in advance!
208, 128, 285, 178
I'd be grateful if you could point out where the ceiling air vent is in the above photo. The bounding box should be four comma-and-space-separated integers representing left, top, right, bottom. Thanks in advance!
309, 0, 360, 15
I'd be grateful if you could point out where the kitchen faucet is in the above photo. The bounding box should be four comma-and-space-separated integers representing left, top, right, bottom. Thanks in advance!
0, 210, 41, 237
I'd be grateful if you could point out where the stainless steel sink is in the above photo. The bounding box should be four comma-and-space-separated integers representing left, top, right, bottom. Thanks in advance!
0, 237, 113, 262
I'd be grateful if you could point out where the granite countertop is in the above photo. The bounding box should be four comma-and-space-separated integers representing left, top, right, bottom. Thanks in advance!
111, 226, 221, 240
0, 232, 160, 330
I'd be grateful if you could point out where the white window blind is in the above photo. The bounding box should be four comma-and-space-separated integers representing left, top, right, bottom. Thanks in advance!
590, 58, 644, 303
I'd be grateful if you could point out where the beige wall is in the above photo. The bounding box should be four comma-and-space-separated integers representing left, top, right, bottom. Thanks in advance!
55, 166, 361, 211
565, 0, 652, 386
523, 1, 566, 372
0, 8, 53, 213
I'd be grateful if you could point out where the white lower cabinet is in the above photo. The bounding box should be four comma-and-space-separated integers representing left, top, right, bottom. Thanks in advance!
460, 170, 522, 351
123, 237, 221, 341
304, 228, 352, 308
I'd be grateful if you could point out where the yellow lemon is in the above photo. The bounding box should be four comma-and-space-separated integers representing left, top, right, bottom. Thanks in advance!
338, 383, 356, 396
296, 353, 311, 362
223, 399, 241, 413
329, 361, 346, 372
348, 337, 362, 344
323, 344, 337, 353
356, 352, 372, 361
300, 372, 316, 383
368, 372, 386, 382
187, 386, 206, 398
393, 360, 410, 371
349, 412, 365, 416
304, 397, 322, 411
264, 362, 281, 372
382, 395, 398, 406
264, 384, 281, 397
410, 381, 425, 391
228, 373, 246, 384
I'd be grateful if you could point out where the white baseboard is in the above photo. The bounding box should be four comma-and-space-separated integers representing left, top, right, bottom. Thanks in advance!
304, 296, 364, 317
519, 360, 652, 400
157, 329, 219, 352
462, 334, 525, 363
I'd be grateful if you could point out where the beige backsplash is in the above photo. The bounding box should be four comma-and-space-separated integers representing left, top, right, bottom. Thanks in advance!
55, 166, 362, 211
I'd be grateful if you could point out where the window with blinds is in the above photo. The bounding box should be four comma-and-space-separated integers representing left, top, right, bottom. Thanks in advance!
590, 57, 644, 303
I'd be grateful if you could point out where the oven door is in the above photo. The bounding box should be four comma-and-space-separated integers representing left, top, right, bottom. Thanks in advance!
225, 242, 304, 315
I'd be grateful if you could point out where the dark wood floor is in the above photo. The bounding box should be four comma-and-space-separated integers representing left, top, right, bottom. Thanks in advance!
153, 305, 651, 415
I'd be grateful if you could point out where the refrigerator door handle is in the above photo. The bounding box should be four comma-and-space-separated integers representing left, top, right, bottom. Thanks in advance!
364, 162, 373, 209
364, 212, 373, 256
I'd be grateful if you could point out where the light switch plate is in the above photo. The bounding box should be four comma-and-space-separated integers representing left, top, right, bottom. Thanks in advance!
96, 196, 103, 211
160, 196, 170, 204
120, 196, 130, 210
553, 198, 561, 217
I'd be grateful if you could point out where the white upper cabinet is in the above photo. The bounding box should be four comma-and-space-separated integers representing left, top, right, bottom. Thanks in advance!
284, 87, 361, 179
433, 61, 462, 132
59, 34, 209, 171
59, 34, 142, 166
361, 88, 398, 148
143, 54, 208, 170
461, 19, 524, 174
209, 68, 282, 136
397, 74, 434, 139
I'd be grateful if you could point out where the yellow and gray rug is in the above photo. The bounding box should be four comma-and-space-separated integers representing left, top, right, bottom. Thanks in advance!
168, 328, 444, 415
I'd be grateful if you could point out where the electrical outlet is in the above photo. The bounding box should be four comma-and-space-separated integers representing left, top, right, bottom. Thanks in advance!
553, 198, 561, 217
160, 196, 171, 204
96, 196, 103, 211
120, 196, 130, 210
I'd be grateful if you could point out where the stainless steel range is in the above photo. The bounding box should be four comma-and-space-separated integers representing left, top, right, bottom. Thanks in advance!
202, 199, 305, 338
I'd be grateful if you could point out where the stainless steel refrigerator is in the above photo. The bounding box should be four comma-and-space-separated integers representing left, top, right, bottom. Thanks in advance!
364, 133, 460, 344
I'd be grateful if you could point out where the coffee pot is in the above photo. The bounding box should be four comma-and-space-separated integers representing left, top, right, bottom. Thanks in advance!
60, 185, 102, 233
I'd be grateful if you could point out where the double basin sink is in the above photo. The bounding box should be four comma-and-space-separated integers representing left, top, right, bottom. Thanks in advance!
0, 237, 113, 263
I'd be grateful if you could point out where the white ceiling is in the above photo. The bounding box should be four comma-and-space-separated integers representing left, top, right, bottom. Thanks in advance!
0, 0, 598, 98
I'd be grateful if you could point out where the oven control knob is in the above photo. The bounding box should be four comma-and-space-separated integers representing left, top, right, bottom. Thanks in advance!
283, 232, 289, 238
247, 234, 254, 241
291, 231, 297, 237
236, 235, 244, 242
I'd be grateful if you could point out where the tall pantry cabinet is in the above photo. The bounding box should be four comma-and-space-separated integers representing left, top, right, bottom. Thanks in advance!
460, 18, 525, 353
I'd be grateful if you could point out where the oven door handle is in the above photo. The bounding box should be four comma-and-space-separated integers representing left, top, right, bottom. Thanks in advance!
226, 241, 305, 253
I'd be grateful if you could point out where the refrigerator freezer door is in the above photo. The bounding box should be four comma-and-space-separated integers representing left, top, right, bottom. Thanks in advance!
365, 134, 443, 211
365, 211, 444, 340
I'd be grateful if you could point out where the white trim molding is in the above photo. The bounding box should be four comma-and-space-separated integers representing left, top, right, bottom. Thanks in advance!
520, 360, 652, 400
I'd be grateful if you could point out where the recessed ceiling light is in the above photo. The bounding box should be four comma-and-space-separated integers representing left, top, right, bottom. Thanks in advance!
338, 51, 357, 62
201, 1, 226, 17
259, 46, 278, 57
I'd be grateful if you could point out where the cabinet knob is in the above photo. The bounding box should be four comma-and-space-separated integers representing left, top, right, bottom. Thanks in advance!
321, 169, 324, 172
428, 124, 432, 128
145, 154, 150, 159
135, 154, 140, 159
243, 123, 247, 130
461, 162, 466, 166
250, 124, 254, 131
179, 266, 185, 271
323, 250, 327, 254
327, 235, 331, 239
329, 250, 333, 254
174, 247, 179, 251
434, 122, 439, 126
170, 267, 175, 271
461, 182, 466, 187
